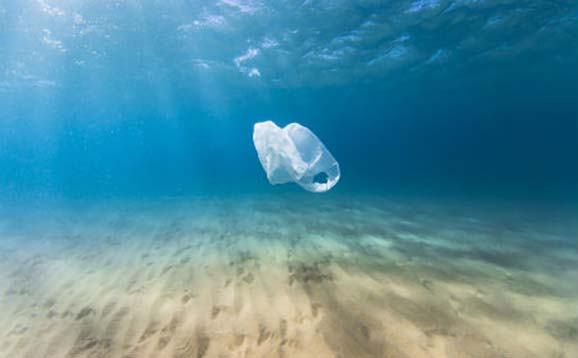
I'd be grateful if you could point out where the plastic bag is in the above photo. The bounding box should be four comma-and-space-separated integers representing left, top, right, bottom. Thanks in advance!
253, 121, 340, 193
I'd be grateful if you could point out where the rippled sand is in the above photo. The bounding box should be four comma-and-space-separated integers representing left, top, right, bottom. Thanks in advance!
0, 195, 576, 358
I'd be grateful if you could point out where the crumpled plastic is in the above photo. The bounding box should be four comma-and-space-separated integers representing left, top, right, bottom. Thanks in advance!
253, 121, 340, 193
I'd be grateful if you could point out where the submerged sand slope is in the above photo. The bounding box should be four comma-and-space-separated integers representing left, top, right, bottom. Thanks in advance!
0, 196, 576, 358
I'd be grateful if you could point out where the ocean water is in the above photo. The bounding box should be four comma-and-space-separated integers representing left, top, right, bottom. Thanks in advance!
1, 1, 577, 357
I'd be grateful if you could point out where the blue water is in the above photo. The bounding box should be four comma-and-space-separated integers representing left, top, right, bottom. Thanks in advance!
1, 3, 578, 357
1, 0, 577, 201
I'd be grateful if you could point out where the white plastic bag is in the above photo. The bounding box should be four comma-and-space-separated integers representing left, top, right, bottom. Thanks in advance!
253, 121, 340, 193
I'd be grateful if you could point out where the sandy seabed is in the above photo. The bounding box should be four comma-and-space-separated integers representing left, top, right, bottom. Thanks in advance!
0, 195, 576, 358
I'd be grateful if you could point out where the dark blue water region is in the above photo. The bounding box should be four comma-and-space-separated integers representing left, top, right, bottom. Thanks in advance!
0, 70, 576, 202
